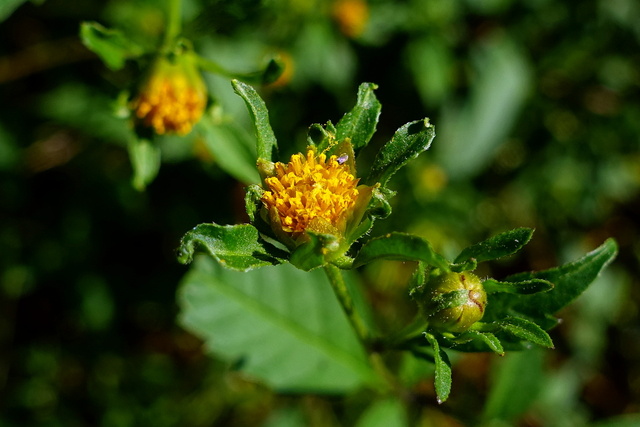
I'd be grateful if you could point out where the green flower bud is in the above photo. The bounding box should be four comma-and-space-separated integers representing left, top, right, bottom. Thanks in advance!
415, 271, 487, 333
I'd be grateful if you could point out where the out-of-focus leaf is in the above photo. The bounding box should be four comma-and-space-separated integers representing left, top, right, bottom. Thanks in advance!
406, 36, 454, 108
497, 317, 554, 348
355, 398, 407, 427
336, 82, 381, 152
177, 223, 285, 271
128, 138, 160, 191
590, 415, 640, 427
197, 112, 260, 184
458, 330, 504, 355
482, 349, 545, 422
424, 333, 452, 404
483, 278, 553, 294
178, 257, 378, 392
487, 239, 618, 322
353, 232, 449, 270
232, 79, 278, 161
80, 21, 144, 70
367, 119, 435, 187
0, 0, 29, 22
454, 228, 533, 264
437, 36, 531, 179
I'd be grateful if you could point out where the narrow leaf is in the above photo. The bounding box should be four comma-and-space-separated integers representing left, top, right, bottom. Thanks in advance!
336, 82, 381, 151
0, 0, 27, 22
483, 278, 553, 295
80, 22, 144, 70
454, 228, 533, 264
503, 239, 618, 319
353, 232, 449, 270
462, 330, 504, 355
178, 258, 378, 392
367, 119, 435, 186
128, 137, 160, 191
424, 333, 452, 403
355, 398, 407, 427
232, 79, 278, 161
177, 223, 285, 271
497, 317, 554, 348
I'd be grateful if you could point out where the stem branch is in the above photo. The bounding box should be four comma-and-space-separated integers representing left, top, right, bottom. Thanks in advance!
323, 264, 369, 345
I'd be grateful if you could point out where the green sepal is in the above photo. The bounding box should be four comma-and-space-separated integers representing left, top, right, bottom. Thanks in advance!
80, 21, 144, 70
454, 228, 534, 265
429, 290, 469, 312
335, 82, 381, 152
231, 79, 278, 162
353, 232, 450, 271
424, 333, 452, 404
495, 317, 554, 349
483, 278, 554, 295
367, 118, 435, 187
177, 223, 286, 271
450, 259, 478, 273
289, 231, 341, 272
128, 137, 160, 191
307, 121, 337, 152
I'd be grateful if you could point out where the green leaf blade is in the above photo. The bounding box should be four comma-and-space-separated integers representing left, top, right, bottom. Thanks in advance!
353, 232, 449, 271
128, 137, 161, 191
177, 223, 285, 271
497, 317, 554, 349
232, 79, 278, 161
336, 82, 381, 151
483, 278, 554, 295
367, 119, 435, 187
424, 333, 452, 404
454, 228, 533, 265
178, 258, 378, 392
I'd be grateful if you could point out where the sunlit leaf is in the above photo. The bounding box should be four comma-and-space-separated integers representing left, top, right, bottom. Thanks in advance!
178, 257, 378, 392
232, 79, 278, 161
367, 119, 435, 187
353, 232, 449, 270
177, 223, 285, 271
454, 228, 533, 264
336, 82, 381, 152
355, 398, 407, 427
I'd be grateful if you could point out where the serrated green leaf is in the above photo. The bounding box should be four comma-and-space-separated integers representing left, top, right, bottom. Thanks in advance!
424, 333, 452, 403
355, 398, 407, 427
488, 239, 618, 322
454, 228, 533, 264
289, 232, 340, 271
80, 22, 144, 70
367, 119, 435, 187
497, 317, 554, 348
353, 232, 449, 270
232, 79, 278, 161
128, 137, 160, 191
177, 223, 285, 271
178, 258, 378, 392
197, 113, 260, 184
335, 82, 381, 151
483, 278, 553, 295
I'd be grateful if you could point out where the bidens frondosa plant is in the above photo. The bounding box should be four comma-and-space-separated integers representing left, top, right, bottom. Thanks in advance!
177, 81, 618, 404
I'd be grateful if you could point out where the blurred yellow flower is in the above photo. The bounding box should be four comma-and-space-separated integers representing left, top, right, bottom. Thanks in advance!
133, 55, 206, 135
332, 0, 369, 38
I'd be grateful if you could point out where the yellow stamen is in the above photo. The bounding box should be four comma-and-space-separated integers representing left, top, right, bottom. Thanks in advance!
262, 149, 360, 237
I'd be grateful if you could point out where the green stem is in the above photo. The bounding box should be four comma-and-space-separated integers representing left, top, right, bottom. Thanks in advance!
163, 0, 182, 51
323, 264, 369, 345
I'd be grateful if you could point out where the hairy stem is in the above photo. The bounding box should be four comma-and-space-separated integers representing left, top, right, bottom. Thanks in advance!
163, 0, 182, 50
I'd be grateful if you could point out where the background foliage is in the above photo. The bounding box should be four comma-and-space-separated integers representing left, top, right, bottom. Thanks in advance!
1, 0, 639, 425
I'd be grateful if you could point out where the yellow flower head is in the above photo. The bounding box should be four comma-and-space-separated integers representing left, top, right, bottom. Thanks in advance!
261, 148, 361, 241
133, 55, 206, 135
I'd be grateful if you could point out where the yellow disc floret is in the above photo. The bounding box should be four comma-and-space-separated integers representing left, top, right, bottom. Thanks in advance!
262, 149, 360, 238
